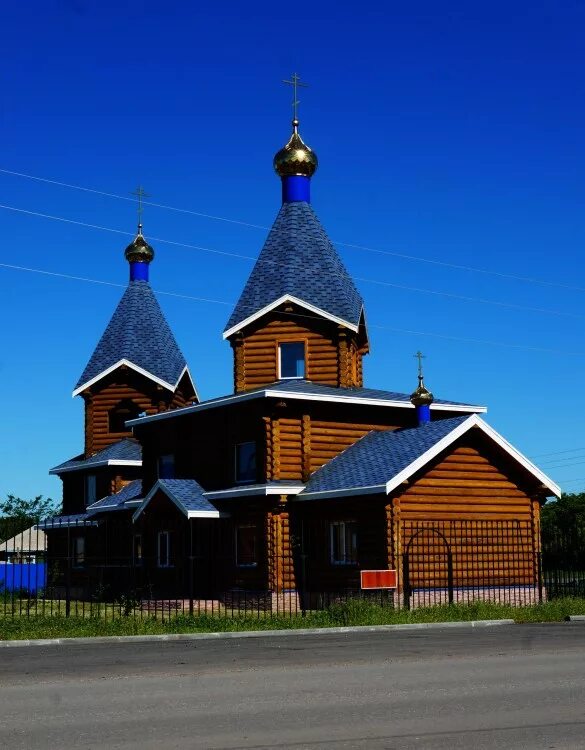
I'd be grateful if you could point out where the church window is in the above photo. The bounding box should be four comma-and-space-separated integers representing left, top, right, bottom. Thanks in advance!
235, 442, 256, 483
72, 536, 86, 568
157, 531, 172, 568
158, 454, 175, 480
235, 524, 258, 567
278, 342, 306, 379
85, 474, 97, 506
329, 521, 358, 566
108, 399, 141, 434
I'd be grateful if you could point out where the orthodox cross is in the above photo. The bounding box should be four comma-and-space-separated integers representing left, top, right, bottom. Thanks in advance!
414, 350, 426, 379
282, 72, 309, 121
130, 185, 150, 233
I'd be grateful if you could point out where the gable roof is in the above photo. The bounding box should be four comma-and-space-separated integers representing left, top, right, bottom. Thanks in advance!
132, 479, 226, 522
73, 280, 196, 398
127, 380, 485, 428
49, 438, 142, 475
86, 479, 143, 514
224, 202, 365, 338
299, 414, 560, 500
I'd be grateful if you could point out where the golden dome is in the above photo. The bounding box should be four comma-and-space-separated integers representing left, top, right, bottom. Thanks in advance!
274, 119, 318, 178
410, 376, 434, 407
124, 229, 154, 265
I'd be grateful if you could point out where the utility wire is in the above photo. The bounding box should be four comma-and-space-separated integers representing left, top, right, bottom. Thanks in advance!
0, 201, 583, 322
2, 260, 585, 358
2, 166, 584, 294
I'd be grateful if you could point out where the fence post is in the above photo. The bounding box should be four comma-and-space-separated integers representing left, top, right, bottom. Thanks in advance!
402, 553, 410, 610
447, 550, 454, 605
65, 525, 71, 618
537, 550, 543, 604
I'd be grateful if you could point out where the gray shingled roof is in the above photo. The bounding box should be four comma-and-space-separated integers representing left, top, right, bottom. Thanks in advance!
75, 279, 191, 393
50, 439, 142, 475
39, 514, 98, 529
87, 479, 143, 514
224, 202, 364, 334
264, 379, 480, 407
300, 416, 470, 498
133, 479, 223, 521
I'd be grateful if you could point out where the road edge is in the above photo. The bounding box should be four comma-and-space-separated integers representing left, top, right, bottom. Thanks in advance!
0, 618, 515, 647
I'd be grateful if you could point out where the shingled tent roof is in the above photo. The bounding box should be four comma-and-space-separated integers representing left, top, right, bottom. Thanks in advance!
224, 202, 365, 338
74, 280, 195, 397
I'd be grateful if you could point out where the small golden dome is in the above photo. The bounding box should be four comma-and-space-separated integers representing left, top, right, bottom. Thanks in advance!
124, 229, 154, 265
273, 120, 318, 178
410, 376, 434, 407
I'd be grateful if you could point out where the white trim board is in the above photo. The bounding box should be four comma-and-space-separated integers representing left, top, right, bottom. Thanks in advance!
205, 484, 305, 500
73, 361, 198, 401
127, 387, 485, 428
297, 415, 560, 501
223, 295, 361, 340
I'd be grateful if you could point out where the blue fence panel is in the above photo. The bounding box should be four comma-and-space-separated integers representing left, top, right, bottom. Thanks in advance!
0, 563, 47, 593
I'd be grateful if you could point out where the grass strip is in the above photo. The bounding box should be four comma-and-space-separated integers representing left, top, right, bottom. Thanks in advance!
2, 598, 585, 640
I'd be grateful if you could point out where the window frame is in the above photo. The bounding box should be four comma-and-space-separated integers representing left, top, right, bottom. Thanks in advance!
133, 533, 143, 566
72, 536, 86, 568
329, 520, 358, 566
157, 454, 175, 480
157, 530, 173, 569
84, 474, 97, 507
235, 524, 258, 568
234, 441, 257, 485
278, 340, 307, 380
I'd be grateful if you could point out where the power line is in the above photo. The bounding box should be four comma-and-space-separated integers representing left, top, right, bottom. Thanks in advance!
0, 201, 583, 322
530, 446, 585, 459
2, 166, 584, 294
2, 260, 585, 358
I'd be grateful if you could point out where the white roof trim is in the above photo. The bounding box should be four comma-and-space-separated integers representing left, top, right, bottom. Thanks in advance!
73, 358, 190, 398
263, 389, 486, 413
127, 387, 485, 428
204, 484, 305, 499
223, 294, 360, 340
187, 510, 222, 519
132, 481, 226, 522
299, 415, 560, 501
50, 459, 142, 475
385, 415, 560, 498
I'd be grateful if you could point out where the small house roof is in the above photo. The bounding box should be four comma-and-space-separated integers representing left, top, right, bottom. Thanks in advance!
132, 479, 225, 522
50, 439, 142, 475
0, 525, 47, 553
86, 480, 143, 514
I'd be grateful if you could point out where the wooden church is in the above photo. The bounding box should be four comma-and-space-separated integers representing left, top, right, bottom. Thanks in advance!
44, 105, 560, 607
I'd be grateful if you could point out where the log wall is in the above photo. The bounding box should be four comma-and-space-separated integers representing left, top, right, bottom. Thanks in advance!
230, 305, 367, 392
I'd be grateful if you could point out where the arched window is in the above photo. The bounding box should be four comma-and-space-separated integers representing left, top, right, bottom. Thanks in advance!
108, 399, 141, 434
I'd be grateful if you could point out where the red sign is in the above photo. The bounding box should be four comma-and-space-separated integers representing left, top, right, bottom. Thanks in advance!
360, 569, 397, 590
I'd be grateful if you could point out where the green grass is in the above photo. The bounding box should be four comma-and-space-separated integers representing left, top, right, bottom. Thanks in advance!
2, 597, 585, 640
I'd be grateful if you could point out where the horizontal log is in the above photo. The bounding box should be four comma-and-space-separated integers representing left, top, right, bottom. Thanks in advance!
414, 478, 520, 490
432, 462, 501, 473
399, 512, 531, 521
399, 502, 531, 514
425, 470, 509, 481
442, 454, 493, 465
451, 446, 482, 456
404, 487, 527, 498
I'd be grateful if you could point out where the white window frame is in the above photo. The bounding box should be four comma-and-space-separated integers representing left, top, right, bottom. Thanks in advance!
85, 474, 97, 507
329, 520, 358, 566
133, 533, 143, 566
278, 341, 306, 380
234, 441, 257, 485
72, 536, 86, 568
157, 531, 172, 568
157, 454, 175, 480
235, 524, 258, 568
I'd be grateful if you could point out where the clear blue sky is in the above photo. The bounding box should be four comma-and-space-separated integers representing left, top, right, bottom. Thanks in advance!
1, 0, 584, 502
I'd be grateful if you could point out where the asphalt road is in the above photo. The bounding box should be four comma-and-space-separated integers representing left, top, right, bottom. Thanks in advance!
1, 623, 585, 749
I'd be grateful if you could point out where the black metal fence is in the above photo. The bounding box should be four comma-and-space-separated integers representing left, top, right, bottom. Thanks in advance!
1, 517, 584, 621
